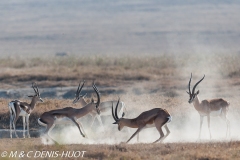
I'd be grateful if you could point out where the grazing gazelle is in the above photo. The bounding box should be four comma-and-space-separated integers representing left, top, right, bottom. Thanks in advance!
73, 84, 127, 129
187, 73, 230, 139
8, 82, 44, 138
112, 98, 171, 143
38, 81, 100, 143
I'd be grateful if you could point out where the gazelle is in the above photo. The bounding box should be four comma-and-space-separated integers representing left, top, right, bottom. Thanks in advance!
112, 98, 171, 143
38, 81, 100, 143
73, 85, 127, 129
187, 73, 230, 139
8, 82, 43, 138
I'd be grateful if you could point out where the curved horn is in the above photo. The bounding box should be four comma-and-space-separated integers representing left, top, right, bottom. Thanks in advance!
76, 80, 85, 96
76, 82, 81, 95
35, 83, 40, 96
93, 80, 100, 93
112, 101, 117, 121
192, 75, 205, 94
188, 73, 192, 95
92, 81, 100, 109
32, 82, 38, 95
115, 98, 120, 120
122, 104, 127, 118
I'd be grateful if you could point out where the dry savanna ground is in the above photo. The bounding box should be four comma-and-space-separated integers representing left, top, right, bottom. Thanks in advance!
0, 54, 240, 159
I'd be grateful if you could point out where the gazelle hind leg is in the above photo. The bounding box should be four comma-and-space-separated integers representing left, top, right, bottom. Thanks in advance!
163, 124, 170, 139
44, 123, 58, 144
153, 116, 171, 143
153, 125, 164, 143
9, 104, 15, 138
221, 114, 230, 138
10, 117, 12, 138
13, 111, 20, 138
207, 115, 212, 139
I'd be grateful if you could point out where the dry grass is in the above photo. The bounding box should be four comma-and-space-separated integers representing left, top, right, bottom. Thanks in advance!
1, 138, 240, 160
0, 53, 240, 89
0, 54, 240, 159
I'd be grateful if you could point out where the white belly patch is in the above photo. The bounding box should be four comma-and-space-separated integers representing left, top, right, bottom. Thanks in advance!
54, 117, 73, 124
210, 108, 222, 116
145, 123, 155, 128
19, 108, 30, 116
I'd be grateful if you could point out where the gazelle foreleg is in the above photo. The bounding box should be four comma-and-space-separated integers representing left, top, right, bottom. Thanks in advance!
26, 114, 30, 138
226, 119, 230, 137
126, 127, 143, 143
96, 115, 104, 131
90, 115, 97, 128
76, 119, 88, 138
22, 116, 26, 138
9, 111, 13, 138
199, 115, 204, 140
70, 117, 86, 138
137, 133, 139, 142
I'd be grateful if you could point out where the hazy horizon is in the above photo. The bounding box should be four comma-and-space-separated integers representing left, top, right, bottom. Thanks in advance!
0, 0, 240, 57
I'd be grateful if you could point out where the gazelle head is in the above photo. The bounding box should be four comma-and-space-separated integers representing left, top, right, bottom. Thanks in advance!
92, 81, 101, 115
28, 82, 44, 102
187, 73, 205, 103
73, 80, 87, 104
112, 98, 125, 131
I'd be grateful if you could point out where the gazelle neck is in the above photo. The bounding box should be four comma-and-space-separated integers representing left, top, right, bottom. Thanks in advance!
30, 97, 38, 109
78, 98, 87, 107
123, 118, 139, 128
75, 102, 97, 118
193, 95, 202, 111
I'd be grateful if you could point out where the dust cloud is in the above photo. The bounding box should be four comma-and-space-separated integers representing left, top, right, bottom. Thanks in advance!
40, 53, 240, 145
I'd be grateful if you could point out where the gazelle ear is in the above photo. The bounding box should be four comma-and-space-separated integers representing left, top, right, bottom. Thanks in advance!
82, 93, 87, 98
186, 91, 190, 95
113, 121, 118, 124
122, 112, 125, 118
28, 95, 34, 98
196, 90, 200, 95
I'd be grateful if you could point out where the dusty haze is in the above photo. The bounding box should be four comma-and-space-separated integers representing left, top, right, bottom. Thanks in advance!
0, 1, 240, 159
0, 0, 240, 57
